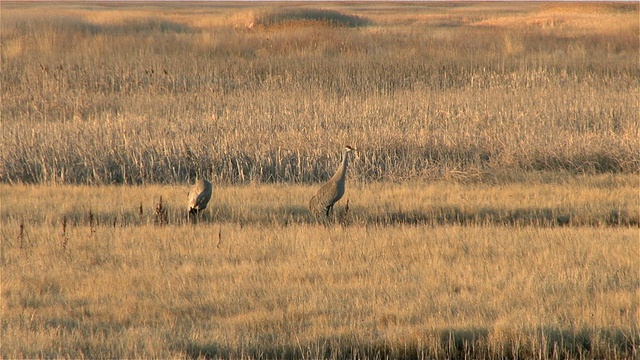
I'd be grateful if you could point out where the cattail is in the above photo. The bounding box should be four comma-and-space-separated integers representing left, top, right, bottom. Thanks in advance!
62, 216, 68, 250
341, 199, 350, 227
88, 210, 96, 234
138, 203, 144, 225
18, 220, 24, 249
154, 196, 168, 226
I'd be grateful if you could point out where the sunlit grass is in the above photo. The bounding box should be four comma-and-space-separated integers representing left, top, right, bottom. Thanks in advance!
1, 174, 637, 228
1, 2, 638, 184
1, 1, 639, 358
1, 179, 638, 358
2, 194, 638, 358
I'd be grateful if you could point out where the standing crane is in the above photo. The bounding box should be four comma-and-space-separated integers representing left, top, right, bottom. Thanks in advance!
309, 145, 357, 218
188, 179, 212, 221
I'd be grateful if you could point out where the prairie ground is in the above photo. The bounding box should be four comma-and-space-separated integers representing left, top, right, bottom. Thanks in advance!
1, 179, 639, 359
1, 1, 639, 359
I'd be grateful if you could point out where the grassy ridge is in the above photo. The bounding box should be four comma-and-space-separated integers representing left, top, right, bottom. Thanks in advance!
1, 2, 638, 184
1, 184, 638, 358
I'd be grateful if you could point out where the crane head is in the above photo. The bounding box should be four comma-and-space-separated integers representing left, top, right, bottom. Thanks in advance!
344, 145, 359, 160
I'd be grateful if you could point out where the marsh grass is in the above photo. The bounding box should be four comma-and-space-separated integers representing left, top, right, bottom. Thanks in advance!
1, 174, 638, 229
1, 187, 638, 358
1, 2, 639, 358
1, 2, 638, 185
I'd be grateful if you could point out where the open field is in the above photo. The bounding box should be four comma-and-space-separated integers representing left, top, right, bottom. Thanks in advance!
1, 175, 638, 228
3, 224, 638, 359
1, 1, 638, 184
1, 179, 639, 359
1, 1, 639, 359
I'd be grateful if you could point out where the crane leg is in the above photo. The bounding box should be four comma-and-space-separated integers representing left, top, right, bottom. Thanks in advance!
325, 205, 333, 218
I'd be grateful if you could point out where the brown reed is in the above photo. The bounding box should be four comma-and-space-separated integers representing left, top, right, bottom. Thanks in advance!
1, 2, 637, 185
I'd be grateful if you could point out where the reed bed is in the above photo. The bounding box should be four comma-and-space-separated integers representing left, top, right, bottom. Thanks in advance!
1, 2, 639, 358
1, 2, 638, 185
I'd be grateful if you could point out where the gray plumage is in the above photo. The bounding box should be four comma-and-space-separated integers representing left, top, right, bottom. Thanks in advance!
309, 145, 356, 217
188, 179, 212, 217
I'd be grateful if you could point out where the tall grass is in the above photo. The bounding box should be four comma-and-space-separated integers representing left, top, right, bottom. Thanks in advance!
1, 2, 638, 184
1, 185, 638, 358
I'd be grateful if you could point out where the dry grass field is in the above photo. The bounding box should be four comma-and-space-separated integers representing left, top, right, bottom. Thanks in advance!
1, 1, 638, 184
1, 180, 639, 359
1, 1, 639, 359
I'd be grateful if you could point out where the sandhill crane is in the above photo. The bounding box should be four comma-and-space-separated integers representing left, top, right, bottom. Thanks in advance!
309, 145, 356, 218
188, 179, 212, 220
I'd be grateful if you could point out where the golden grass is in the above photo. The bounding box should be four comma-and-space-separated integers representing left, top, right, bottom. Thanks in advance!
1, 178, 639, 358
474, 2, 637, 33
1, 174, 637, 228
1, 184, 638, 358
1, 2, 638, 356
1, 2, 638, 185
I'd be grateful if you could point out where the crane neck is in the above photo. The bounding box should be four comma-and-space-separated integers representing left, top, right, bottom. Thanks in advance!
331, 149, 350, 181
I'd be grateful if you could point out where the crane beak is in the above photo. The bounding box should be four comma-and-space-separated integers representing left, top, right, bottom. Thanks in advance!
346, 145, 359, 159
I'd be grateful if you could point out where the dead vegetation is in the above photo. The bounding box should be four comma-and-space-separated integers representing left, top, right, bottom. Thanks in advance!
1, 2, 638, 358
2, 191, 637, 358
1, 2, 638, 185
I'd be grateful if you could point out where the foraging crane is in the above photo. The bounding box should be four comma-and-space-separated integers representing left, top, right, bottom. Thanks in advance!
309, 145, 356, 218
188, 179, 212, 220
